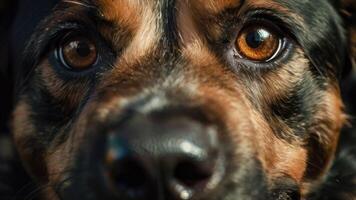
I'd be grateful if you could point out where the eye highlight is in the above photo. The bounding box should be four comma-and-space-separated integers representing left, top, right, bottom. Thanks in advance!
56, 34, 98, 70
236, 25, 282, 62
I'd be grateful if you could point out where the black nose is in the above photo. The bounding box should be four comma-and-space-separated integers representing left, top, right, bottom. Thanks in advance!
104, 113, 225, 200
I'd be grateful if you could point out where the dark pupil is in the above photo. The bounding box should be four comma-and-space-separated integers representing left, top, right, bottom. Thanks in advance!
75, 41, 91, 57
245, 29, 269, 49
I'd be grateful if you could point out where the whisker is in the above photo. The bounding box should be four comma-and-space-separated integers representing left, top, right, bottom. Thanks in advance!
23, 183, 51, 200
63, 0, 97, 9
12, 181, 38, 200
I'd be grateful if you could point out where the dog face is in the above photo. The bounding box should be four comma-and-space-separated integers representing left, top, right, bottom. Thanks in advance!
11, 0, 350, 199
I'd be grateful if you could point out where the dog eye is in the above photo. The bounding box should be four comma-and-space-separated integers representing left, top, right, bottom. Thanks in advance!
236, 25, 282, 62
56, 34, 98, 70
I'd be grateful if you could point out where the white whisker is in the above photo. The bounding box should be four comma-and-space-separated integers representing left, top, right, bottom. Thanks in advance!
63, 0, 96, 9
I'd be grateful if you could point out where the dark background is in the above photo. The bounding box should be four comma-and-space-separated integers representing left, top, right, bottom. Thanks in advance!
0, 1, 35, 200
0, 0, 15, 133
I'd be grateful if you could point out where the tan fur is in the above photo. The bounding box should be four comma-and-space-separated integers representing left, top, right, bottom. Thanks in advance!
12, 102, 35, 155
253, 115, 308, 183
190, 0, 242, 14
39, 61, 90, 110
254, 49, 310, 110
99, 0, 161, 64
177, 1, 203, 45
12, 101, 49, 180
244, 0, 306, 30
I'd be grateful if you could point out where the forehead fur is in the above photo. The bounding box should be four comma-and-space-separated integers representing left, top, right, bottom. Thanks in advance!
89, 0, 345, 69
15, 0, 347, 89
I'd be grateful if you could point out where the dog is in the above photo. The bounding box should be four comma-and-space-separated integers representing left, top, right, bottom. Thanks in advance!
0, 0, 355, 199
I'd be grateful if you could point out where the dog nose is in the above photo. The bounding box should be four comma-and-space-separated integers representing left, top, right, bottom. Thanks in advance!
104, 113, 224, 200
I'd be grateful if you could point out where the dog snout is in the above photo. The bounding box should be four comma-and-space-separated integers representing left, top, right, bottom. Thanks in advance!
103, 110, 225, 200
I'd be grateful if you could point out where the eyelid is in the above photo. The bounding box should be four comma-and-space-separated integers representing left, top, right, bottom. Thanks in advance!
230, 41, 294, 72
238, 9, 298, 39
238, 17, 286, 37
49, 23, 90, 46
29, 23, 84, 63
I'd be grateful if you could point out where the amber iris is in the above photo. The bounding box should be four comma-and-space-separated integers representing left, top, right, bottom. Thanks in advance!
60, 36, 97, 70
236, 26, 281, 61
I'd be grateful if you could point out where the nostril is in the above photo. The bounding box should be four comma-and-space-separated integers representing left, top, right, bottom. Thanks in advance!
173, 160, 213, 188
107, 157, 151, 198
103, 115, 224, 199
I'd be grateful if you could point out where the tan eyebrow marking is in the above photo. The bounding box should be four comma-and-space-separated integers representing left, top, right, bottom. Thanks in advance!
177, 0, 242, 47
244, 0, 305, 29
177, 0, 202, 45
191, 0, 242, 14
98, 0, 161, 64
